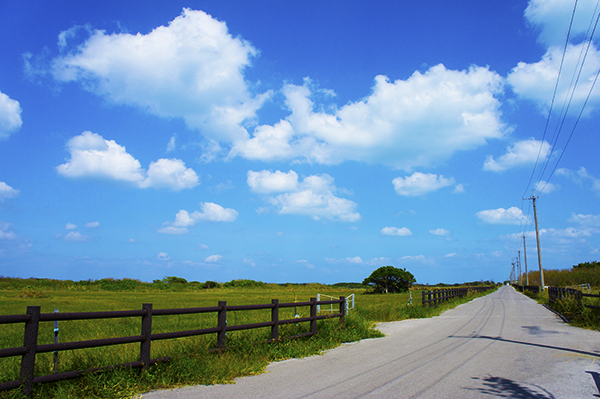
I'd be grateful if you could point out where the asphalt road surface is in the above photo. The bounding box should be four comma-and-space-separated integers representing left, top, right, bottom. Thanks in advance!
143, 286, 600, 398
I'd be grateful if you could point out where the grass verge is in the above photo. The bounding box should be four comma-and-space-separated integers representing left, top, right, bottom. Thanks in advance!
0, 287, 496, 399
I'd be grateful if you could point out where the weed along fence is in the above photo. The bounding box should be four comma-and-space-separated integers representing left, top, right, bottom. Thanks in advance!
514, 285, 541, 294
421, 286, 495, 307
0, 296, 346, 397
548, 286, 600, 310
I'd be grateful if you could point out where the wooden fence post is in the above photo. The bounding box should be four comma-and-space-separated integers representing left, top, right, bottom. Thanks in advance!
140, 303, 152, 370
20, 306, 40, 397
339, 296, 346, 329
271, 299, 279, 341
217, 301, 227, 349
310, 298, 317, 335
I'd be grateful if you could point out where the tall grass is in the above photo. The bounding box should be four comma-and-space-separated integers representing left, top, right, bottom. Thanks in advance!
0, 286, 495, 398
522, 289, 600, 330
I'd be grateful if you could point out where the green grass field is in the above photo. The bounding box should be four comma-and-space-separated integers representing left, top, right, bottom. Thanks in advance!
0, 285, 496, 399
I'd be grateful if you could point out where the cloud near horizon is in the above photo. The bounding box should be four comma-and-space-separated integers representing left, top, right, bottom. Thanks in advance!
0, 91, 22, 141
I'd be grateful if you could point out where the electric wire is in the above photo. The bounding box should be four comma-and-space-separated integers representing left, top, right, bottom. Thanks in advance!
522, 0, 580, 198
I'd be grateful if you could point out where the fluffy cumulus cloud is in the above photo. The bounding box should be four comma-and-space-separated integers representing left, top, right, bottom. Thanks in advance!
85, 221, 100, 228
248, 170, 360, 222
57, 131, 198, 190
0, 91, 22, 141
0, 182, 19, 202
64, 231, 90, 242
381, 227, 412, 236
524, 0, 599, 46
232, 65, 505, 168
392, 172, 455, 196
476, 207, 529, 225
507, 43, 600, 113
159, 202, 238, 234
51, 9, 267, 142
247, 170, 299, 193
65, 223, 77, 230
204, 254, 222, 263
534, 180, 559, 194
484, 139, 551, 172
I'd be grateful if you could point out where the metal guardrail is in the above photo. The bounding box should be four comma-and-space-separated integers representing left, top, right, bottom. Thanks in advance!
421, 286, 495, 307
0, 297, 346, 396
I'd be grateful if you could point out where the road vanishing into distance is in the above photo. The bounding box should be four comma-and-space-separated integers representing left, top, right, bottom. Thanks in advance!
143, 286, 600, 398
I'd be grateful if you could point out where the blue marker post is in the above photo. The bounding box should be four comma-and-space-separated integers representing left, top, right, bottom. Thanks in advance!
53, 309, 59, 372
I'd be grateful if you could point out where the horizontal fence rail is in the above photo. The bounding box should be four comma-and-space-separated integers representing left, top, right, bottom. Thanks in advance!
421, 286, 494, 307
548, 286, 600, 310
0, 297, 346, 397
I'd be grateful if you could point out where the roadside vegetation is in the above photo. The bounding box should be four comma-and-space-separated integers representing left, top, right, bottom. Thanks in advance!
0, 276, 497, 399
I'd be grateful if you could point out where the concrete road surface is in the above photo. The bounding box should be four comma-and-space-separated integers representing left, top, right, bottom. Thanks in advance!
143, 286, 600, 398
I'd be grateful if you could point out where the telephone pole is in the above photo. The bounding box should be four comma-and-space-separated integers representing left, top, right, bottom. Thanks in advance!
518, 250, 522, 285
522, 235, 529, 285
525, 195, 545, 291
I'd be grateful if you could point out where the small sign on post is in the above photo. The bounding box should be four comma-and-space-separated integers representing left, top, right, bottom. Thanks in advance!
53, 309, 59, 372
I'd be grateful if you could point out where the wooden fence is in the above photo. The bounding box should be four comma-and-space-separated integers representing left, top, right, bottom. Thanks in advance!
514, 285, 540, 294
421, 286, 494, 307
0, 296, 345, 397
548, 286, 600, 310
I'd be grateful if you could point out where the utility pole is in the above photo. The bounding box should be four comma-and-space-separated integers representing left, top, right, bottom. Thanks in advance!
518, 250, 522, 285
511, 262, 516, 284
525, 195, 545, 291
522, 235, 529, 285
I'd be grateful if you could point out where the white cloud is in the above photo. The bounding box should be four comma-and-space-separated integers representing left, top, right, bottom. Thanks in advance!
0, 182, 19, 202
476, 207, 529, 225
247, 170, 298, 193
243, 258, 256, 267
524, 0, 599, 46
0, 222, 16, 240
140, 158, 199, 190
51, 9, 268, 143
392, 172, 455, 196
160, 202, 238, 234
64, 231, 90, 242
0, 91, 22, 141
569, 213, 600, 226
483, 139, 551, 172
429, 228, 450, 236
157, 252, 170, 260
204, 254, 222, 263
231, 64, 505, 169
296, 259, 315, 269
85, 221, 100, 228
166, 135, 176, 152
381, 227, 413, 236
157, 226, 189, 235
445, 253, 456, 258
65, 223, 77, 230
557, 167, 600, 192
275, 231, 284, 236
250, 171, 360, 222
534, 180, 559, 194
57, 131, 198, 191
507, 43, 600, 114
197, 243, 210, 250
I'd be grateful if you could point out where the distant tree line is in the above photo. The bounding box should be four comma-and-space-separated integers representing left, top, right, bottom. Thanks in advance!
524, 260, 600, 287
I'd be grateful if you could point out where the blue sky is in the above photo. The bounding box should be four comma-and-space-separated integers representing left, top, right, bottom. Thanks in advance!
1, 0, 599, 285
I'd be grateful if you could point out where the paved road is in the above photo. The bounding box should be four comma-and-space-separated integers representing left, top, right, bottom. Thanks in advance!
143, 286, 600, 398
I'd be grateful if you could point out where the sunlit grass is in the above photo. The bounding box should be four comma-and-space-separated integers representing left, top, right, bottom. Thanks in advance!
0, 286, 496, 398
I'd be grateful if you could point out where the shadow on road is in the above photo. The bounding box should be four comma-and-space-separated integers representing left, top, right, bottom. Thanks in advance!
586, 371, 600, 397
448, 334, 600, 358
467, 375, 556, 398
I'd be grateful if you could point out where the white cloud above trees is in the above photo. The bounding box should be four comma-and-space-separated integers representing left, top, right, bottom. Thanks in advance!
159, 202, 238, 234
484, 139, 551, 172
476, 207, 529, 225
392, 172, 456, 196
248, 170, 360, 222
51, 9, 267, 143
57, 131, 199, 191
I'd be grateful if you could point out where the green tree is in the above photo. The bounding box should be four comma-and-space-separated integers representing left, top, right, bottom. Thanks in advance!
362, 266, 415, 293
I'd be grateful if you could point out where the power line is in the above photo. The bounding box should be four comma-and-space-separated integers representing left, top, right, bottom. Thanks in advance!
522, 0, 580, 198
